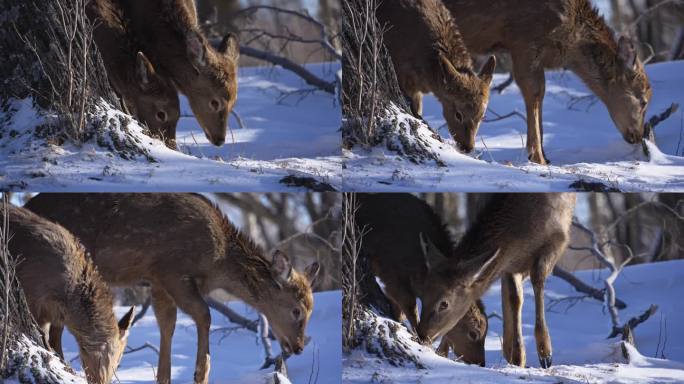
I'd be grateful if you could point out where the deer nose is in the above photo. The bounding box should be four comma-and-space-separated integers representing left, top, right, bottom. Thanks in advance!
210, 136, 225, 146
458, 142, 474, 153
293, 345, 304, 354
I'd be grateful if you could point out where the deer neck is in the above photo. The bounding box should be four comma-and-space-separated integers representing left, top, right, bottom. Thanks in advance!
565, 23, 619, 105
64, 285, 117, 352
215, 234, 279, 312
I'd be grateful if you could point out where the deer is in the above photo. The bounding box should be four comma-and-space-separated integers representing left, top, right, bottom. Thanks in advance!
416, 193, 576, 369
2, 204, 134, 384
355, 193, 487, 366
443, 0, 653, 164
376, 0, 496, 153
119, 0, 240, 146
26, 193, 319, 384
87, 0, 181, 149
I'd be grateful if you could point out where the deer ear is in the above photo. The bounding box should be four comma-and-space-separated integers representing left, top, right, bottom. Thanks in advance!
479, 55, 496, 85
439, 53, 464, 83
186, 31, 207, 68
271, 250, 293, 286
304, 262, 320, 284
617, 36, 637, 71
135, 52, 155, 89
420, 232, 448, 270
118, 306, 135, 338
219, 33, 240, 61
465, 248, 501, 286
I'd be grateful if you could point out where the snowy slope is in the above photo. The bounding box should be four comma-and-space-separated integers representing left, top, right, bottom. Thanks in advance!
59, 290, 341, 384
343, 260, 684, 383
343, 61, 684, 192
0, 63, 341, 192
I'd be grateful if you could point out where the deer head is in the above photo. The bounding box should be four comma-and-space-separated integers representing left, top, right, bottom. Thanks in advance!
416, 234, 500, 344
444, 302, 488, 366
80, 307, 135, 384
438, 55, 496, 153
601, 36, 652, 145
132, 52, 180, 147
182, 31, 240, 146
262, 250, 320, 355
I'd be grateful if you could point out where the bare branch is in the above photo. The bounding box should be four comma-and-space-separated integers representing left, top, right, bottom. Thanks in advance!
205, 297, 275, 340
552, 266, 627, 309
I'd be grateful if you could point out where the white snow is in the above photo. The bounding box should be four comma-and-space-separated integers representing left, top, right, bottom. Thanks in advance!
2, 334, 87, 384
343, 259, 684, 383
0, 63, 341, 192
343, 60, 684, 192
58, 290, 341, 384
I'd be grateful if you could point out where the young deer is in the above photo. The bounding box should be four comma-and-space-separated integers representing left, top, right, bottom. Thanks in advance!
435, 300, 487, 364
443, 0, 652, 164
377, 0, 496, 153
120, 0, 240, 146
355, 193, 487, 366
26, 193, 319, 384
87, 0, 181, 149
2, 204, 134, 384
417, 193, 576, 369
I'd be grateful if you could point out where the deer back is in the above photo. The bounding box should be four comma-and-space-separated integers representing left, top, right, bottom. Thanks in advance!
88, 0, 180, 148
25, 193, 318, 357
3, 204, 133, 384
355, 193, 488, 365
120, 0, 239, 146
377, 0, 494, 152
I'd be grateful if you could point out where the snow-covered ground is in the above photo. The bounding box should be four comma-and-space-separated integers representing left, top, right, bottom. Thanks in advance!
0, 63, 341, 192
343, 61, 684, 192
59, 290, 341, 384
343, 259, 684, 383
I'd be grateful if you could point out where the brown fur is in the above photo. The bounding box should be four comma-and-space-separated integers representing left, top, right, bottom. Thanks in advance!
26, 193, 318, 384
436, 300, 488, 365
119, 0, 240, 146
2, 204, 133, 384
443, 0, 653, 163
417, 193, 576, 368
355, 193, 487, 366
87, 0, 180, 149
377, 0, 495, 152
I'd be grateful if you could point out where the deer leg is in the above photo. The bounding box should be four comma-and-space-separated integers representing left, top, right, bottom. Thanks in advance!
49, 323, 65, 359
38, 321, 51, 352
501, 273, 526, 367
530, 263, 552, 368
152, 287, 177, 384
512, 56, 548, 165
165, 279, 212, 384
436, 337, 450, 358
385, 282, 419, 333
409, 92, 424, 118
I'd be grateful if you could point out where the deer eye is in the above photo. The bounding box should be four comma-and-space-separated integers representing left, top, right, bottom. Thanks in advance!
439, 301, 449, 312
292, 308, 301, 320
455, 111, 464, 122
156, 111, 167, 122
210, 99, 220, 111
468, 330, 479, 341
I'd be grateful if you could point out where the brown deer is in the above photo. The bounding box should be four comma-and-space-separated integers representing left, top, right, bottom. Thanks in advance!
443, 0, 652, 164
355, 193, 487, 366
120, 0, 239, 146
2, 204, 134, 384
26, 193, 319, 384
87, 0, 181, 149
417, 193, 576, 369
435, 300, 487, 363
376, 0, 496, 153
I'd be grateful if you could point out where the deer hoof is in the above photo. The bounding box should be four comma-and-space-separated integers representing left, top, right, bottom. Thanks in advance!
539, 355, 552, 369
528, 154, 548, 165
